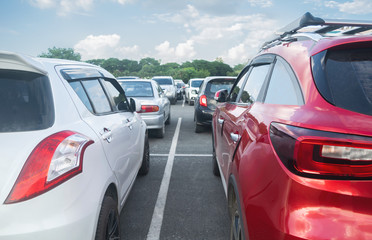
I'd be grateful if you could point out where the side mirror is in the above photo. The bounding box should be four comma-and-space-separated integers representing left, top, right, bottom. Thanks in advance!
130, 98, 141, 112
214, 89, 228, 103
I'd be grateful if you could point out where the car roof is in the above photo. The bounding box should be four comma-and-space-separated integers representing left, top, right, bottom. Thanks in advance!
204, 76, 236, 82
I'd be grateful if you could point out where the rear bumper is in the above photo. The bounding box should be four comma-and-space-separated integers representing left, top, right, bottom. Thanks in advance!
141, 113, 164, 129
195, 107, 213, 126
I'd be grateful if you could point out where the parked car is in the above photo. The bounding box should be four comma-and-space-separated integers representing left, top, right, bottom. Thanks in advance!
118, 79, 171, 138
212, 13, 372, 240
185, 78, 204, 105
0, 51, 149, 240
194, 76, 235, 133
152, 76, 177, 105
175, 79, 185, 100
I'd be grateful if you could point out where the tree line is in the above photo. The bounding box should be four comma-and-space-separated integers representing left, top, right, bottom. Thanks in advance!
39, 47, 245, 82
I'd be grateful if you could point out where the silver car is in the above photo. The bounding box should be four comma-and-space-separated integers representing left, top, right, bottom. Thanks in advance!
0, 51, 149, 240
152, 76, 177, 105
118, 79, 171, 138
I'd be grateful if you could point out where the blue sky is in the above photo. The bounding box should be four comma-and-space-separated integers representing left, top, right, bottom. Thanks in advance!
1, 0, 372, 66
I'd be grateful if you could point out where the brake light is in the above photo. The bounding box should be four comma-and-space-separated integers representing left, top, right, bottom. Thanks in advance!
200, 95, 207, 107
139, 105, 160, 113
5, 131, 93, 204
270, 123, 372, 179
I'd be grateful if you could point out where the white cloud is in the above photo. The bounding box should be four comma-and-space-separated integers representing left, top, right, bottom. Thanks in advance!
28, 0, 94, 16
155, 40, 196, 63
325, 0, 372, 14
74, 34, 139, 60
116, 0, 135, 5
247, 0, 273, 8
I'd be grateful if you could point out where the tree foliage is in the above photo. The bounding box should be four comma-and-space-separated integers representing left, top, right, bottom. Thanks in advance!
39, 48, 245, 82
38, 47, 81, 61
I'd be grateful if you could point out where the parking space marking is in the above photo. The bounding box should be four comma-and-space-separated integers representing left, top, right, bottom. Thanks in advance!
146, 117, 182, 240
150, 153, 213, 157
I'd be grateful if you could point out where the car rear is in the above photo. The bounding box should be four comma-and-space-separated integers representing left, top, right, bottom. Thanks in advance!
243, 36, 372, 239
195, 77, 235, 126
0, 53, 112, 240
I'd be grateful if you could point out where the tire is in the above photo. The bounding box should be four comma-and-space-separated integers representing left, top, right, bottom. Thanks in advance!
95, 195, 120, 240
139, 133, 150, 175
189, 100, 193, 106
154, 122, 165, 138
230, 193, 243, 240
165, 112, 171, 125
195, 123, 204, 133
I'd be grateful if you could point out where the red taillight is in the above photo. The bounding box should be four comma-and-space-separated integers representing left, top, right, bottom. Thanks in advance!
5, 131, 93, 204
270, 123, 372, 179
200, 95, 207, 107
139, 105, 159, 113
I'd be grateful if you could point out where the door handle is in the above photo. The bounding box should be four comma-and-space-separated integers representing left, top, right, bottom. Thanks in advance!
124, 118, 134, 130
101, 128, 112, 143
230, 133, 240, 143
218, 118, 224, 125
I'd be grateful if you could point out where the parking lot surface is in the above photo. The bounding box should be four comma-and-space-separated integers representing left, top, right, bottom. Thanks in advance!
121, 99, 230, 240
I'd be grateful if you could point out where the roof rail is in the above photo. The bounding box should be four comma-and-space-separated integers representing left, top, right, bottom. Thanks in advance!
261, 12, 372, 50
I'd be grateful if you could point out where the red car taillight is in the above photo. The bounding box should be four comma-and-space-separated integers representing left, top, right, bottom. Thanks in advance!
5, 131, 93, 204
139, 105, 159, 113
270, 123, 372, 179
200, 95, 207, 107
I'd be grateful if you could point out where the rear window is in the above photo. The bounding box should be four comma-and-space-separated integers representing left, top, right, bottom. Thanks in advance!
312, 47, 372, 116
120, 81, 154, 97
205, 79, 234, 98
153, 78, 172, 85
191, 80, 203, 88
0, 70, 54, 132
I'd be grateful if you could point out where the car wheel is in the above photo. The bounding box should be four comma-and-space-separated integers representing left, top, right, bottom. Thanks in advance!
139, 133, 150, 175
154, 122, 165, 138
165, 111, 171, 125
195, 123, 204, 133
95, 195, 120, 240
230, 194, 243, 240
189, 100, 193, 106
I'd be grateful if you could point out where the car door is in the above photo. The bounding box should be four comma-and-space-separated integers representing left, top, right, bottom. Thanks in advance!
214, 56, 274, 185
155, 82, 170, 119
67, 75, 142, 204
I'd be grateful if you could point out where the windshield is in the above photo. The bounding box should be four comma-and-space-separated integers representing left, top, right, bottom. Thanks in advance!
153, 78, 173, 85
191, 80, 203, 88
0, 70, 54, 132
120, 81, 154, 97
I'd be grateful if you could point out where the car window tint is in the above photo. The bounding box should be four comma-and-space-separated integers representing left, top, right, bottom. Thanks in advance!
229, 71, 249, 102
153, 78, 172, 85
0, 70, 54, 132
82, 79, 112, 114
191, 80, 203, 88
103, 79, 129, 111
313, 47, 372, 116
69, 81, 94, 112
120, 81, 154, 97
206, 80, 234, 98
265, 58, 303, 105
239, 64, 270, 104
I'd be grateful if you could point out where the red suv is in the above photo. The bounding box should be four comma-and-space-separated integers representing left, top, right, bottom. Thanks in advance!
212, 12, 372, 240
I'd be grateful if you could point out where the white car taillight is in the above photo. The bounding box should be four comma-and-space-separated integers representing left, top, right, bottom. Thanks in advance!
5, 131, 93, 204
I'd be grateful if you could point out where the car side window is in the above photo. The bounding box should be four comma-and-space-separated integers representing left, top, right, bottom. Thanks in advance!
69, 81, 94, 113
228, 70, 249, 102
239, 64, 270, 104
81, 79, 112, 114
102, 79, 130, 111
264, 58, 304, 105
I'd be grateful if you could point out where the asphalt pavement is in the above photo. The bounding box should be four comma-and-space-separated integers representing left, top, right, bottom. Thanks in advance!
120, 98, 230, 240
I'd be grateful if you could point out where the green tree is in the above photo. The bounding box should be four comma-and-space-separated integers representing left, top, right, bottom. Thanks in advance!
39, 47, 81, 61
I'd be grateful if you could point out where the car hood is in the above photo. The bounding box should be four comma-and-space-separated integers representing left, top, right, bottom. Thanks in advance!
0, 132, 43, 203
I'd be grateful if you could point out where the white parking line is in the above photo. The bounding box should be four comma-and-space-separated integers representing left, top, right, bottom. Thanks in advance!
151, 153, 213, 157
146, 117, 182, 240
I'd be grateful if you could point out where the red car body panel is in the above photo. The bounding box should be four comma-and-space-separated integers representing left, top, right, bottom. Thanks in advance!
213, 34, 372, 239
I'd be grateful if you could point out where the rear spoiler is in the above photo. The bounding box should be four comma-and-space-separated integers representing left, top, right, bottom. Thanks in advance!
0, 51, 47, 75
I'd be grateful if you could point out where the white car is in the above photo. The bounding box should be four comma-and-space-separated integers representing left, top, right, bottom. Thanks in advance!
0, 51, 149, 240
118, 79, 171, 138
152, 76, 177, 105
185, 78, 204, 105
